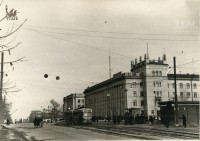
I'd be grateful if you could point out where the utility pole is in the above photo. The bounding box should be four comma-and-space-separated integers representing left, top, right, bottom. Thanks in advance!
0, 52, 4, 106
109, 48, 111, 79
191, 77, 193, 102
174, 57, 178, 125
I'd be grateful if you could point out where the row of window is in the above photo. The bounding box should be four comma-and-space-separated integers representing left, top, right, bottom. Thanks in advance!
154, 91, 162, 97
169, 83, 197, 89
152, 70, 162, 77
169, 92, 198, 98
153, 81, 162, 87
77, 105, 84, 108
130, 82, 144, 88
133, 100, 144, 106
77, 99, 84, 103
133, 90, 198, 98
133, 91, 144, 97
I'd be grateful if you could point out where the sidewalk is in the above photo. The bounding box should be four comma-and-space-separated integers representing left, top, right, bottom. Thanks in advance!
91, 120, 200, 133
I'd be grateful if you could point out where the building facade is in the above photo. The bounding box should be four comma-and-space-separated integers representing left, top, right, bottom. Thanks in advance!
84, 53, 200, 118
63, 93, 85, 112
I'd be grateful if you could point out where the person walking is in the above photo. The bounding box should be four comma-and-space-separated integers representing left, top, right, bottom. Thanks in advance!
182, 114, 187, 128
149, 116, 154, 125
33, 117, 37, 128
164, 114, 170, 128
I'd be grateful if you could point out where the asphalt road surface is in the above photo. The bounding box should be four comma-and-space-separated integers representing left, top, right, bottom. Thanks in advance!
1, 123, 133, 141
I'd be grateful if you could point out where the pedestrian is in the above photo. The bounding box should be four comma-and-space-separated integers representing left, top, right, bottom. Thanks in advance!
33, 117, 37, 128
40, 117, 44, 127
6, 119, 10, 125
113, 114, 116, 124
164, 114, 170, 128
182, 114, 187, 128
149, 116, 154, 125
117, 115, 121, 124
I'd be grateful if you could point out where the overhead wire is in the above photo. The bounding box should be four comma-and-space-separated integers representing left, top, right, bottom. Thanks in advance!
23, 27, 200, 42
23, 28, 134, 59
9, 23, 200, 37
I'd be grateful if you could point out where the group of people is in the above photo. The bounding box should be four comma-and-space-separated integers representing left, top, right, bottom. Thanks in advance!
33, 117, 44, 128
91, 113, 187, 128
112, 115, 121, 124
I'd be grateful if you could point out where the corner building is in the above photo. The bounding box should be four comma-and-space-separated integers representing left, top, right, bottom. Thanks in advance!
84, 54, 199, 118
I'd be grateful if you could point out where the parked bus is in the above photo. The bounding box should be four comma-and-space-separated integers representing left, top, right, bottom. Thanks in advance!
64, 108, 92, 125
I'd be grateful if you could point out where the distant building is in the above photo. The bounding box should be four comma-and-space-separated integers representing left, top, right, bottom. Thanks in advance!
63, 93, 85, 112
84, 53, 200, 118
28, 110, 43, 123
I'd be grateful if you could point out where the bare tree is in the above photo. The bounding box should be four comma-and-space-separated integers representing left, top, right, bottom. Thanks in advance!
0, 0, 27, 122
50, 99, 60, 120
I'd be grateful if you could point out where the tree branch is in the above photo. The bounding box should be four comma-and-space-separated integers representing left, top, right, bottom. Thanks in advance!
3, 56, 27, 64
0, 19, 27, 39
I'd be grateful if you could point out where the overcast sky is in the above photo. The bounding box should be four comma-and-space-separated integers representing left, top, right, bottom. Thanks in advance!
0, 0, 199, 120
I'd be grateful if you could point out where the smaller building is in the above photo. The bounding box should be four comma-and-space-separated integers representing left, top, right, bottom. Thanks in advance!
63, 93, 85, 112
159, 101, 199, 126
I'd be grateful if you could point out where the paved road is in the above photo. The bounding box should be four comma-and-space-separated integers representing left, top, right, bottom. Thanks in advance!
2, 123, 133, 141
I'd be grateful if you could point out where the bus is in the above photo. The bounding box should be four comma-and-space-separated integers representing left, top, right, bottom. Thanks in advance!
64, 108, 92, 125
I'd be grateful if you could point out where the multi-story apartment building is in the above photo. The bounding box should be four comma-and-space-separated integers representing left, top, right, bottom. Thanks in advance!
84, 53, 199, 118
63, 93, 85, 112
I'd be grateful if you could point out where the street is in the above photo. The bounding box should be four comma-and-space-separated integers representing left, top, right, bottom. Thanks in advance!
1, 123, 133, 141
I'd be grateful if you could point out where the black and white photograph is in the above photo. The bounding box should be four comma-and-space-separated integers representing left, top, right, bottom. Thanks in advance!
0, 0, 199, 140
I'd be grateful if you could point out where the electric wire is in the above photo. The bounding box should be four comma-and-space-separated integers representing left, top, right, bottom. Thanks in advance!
10, 23, 200, 37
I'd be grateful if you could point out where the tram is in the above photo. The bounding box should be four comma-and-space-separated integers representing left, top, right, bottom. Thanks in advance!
63, 108, 92, 125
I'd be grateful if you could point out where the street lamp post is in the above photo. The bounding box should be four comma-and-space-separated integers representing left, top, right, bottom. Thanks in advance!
107, 93, 110, 117
174, 57, 178, 125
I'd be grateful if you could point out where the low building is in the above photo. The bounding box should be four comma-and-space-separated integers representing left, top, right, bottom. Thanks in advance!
159, 101, 199, 126
63, 93, 85, 112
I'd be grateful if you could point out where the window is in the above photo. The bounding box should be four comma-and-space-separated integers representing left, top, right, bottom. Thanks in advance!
186, 83, 190, 89
159, 71, 162, 76
151, 110, 154, 114
82, 99, 84, 103
152, 71, 155, 76
179, 83, 183, 89
133, 91, 137, 97
133, 100, 137, 106
168, 83, 169, 88
140, 82, 143, 87
156, 71, 158, 76
130, 82, 136, 88
180, 92, 183, 98
153, 81, 162, 87
193, 83, 197, 89
141, 101, 144, 106
78, 105, 81, 108
186, 92, 190, 98
172, 83, 175, 88
78, 99, 80, 103
157, 92, 159, 97
130, 84, 133, 89
194, 92, 197, 98
140, 92, 144, 97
